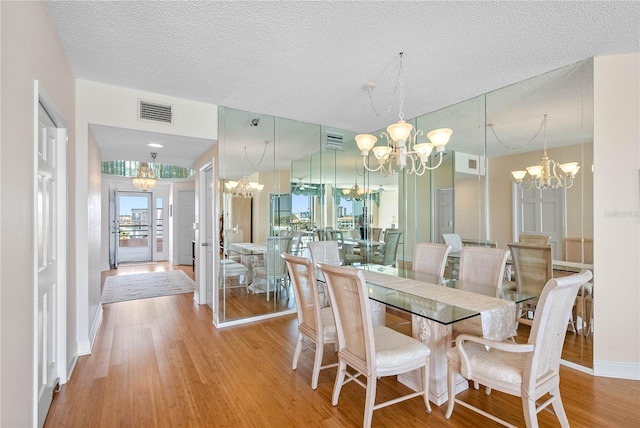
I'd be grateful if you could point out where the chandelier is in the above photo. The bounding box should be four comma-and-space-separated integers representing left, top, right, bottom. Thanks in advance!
132, 152, 157, 191
224, 177, 264, 198
511, 114, 581, 190
356, 52, 453, 176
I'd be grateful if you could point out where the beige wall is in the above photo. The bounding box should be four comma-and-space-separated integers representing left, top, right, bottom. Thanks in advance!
593, 54, 639, 378
489, 143, 594, 251
0, 1, 76, 425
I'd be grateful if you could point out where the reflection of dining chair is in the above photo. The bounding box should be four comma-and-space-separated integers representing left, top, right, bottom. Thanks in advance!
288, 231, 303, 255
442, 233, 463, 282
282, 254, 338, 389
328, 230, 363, 265
442, 233, 463, 253
371, 231, 402, 267
314, 228, 328, 241
307, 241, 341, 306
519, 234, 550, 245
446, 270, 593, 428
251, 236, 292, 301
507, 242, 552, 326
223, 229, 244, 261
563, 237, 593, 264
412, 242, 451, 282
318, 263, 431, 428
370, 227, 382, 241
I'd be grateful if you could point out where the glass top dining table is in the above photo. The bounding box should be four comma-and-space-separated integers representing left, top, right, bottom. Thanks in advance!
356, 264, 533, 325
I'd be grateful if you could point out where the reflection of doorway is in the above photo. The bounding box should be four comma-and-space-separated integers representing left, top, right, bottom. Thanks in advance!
270, 193, 292, 235
513, 184, 565, 258
117, 192, 153, 263
436, 188, 455, 242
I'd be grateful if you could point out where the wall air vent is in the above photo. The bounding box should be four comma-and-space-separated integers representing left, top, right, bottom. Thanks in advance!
138, 99, 173, 124
326, 132, 344, 150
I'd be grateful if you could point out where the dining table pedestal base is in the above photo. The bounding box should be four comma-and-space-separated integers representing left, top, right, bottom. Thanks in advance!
396, 315, 469, 406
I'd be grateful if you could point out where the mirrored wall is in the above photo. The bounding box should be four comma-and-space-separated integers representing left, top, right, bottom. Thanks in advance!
214, 59, 594, 368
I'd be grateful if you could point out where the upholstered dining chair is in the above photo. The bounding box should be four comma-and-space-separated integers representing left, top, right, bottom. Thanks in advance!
251, 236, 292, 301
370, 231, 402, 267
412, 242, 451, 284
307, 240, 341, 307
442, 233, 463, 254
446, 270, 593, 428
507, 242, 553, 326
452, 247, 511, 342
282, 253, 338, 389
288, 230, 304, 256
318, 263, 431, 428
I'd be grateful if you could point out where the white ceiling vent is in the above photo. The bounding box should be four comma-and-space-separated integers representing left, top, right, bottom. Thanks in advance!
138, 99, 173, 124
326, 132, 344, 150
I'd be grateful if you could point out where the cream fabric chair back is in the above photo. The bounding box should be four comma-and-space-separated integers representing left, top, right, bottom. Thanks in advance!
370, 227, 382, 241
282, 253, 337, 389
458, 247, 510, 298
307, 241, 341, 266
442, 233, 463, 253
518, 234, 550, 245
412, 242, 451, 280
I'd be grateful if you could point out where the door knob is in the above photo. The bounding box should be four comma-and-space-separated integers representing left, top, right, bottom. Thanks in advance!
201, 242, 208, 247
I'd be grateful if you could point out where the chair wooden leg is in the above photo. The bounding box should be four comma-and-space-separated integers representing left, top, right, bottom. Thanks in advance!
311, 340, 323, 390
363, 375, 377, 428
550, 388, 570, 427
332, 361, 347, 406
522, 396, 539, 428
422, 363, 432, 413
445, 361, 457, 419
292, 334, 303, 370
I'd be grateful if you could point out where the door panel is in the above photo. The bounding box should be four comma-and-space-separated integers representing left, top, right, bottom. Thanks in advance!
514, 184, 565, 258
36, 103, 60, 427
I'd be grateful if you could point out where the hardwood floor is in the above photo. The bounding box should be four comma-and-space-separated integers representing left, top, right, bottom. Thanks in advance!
46, 275, 640, 427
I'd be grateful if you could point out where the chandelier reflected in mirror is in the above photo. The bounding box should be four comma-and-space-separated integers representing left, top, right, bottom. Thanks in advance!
132, 152, 157, 191
224, 178, 264, 198
511, 114, 581, 190
356, 52, 453, 176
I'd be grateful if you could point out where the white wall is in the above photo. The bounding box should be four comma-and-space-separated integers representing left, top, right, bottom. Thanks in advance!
593, 54, 640, 379
0, 1, 76, 425
75, 80, 218, 355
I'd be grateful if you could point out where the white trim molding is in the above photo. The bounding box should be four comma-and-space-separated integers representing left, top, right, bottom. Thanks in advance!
594, 360, 640, 380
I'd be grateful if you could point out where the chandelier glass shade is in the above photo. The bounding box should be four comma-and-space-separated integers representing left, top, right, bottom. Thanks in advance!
132, 153, 158, 191
356, 52, 452, 176
356, 126, 452, 176
224, 178, 264, 198
510, 115, 580, 190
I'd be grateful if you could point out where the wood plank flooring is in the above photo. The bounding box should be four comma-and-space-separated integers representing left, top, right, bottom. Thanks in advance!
46, 264, 639, 427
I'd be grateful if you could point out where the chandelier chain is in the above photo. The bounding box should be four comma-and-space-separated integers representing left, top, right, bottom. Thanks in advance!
244, 141, 269, 168
367, 52, 405, 119
490, 114, 547, 151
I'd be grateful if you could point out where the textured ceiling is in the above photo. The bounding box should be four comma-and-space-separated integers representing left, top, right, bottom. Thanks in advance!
46, 1, 639, 177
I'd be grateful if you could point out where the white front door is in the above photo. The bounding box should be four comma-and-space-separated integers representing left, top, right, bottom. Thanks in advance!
36, 101, 66, 427
513, 183, 565, 258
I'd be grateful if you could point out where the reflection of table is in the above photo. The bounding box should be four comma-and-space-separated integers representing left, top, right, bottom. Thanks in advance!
343, 238, 382, 263
228, 242, 266, 284
356, 267, 520, 405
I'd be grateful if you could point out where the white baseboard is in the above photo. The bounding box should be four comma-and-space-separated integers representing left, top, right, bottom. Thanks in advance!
78, 304, 103, 355
594, 359, 640, 380
66, 354, 79, 381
